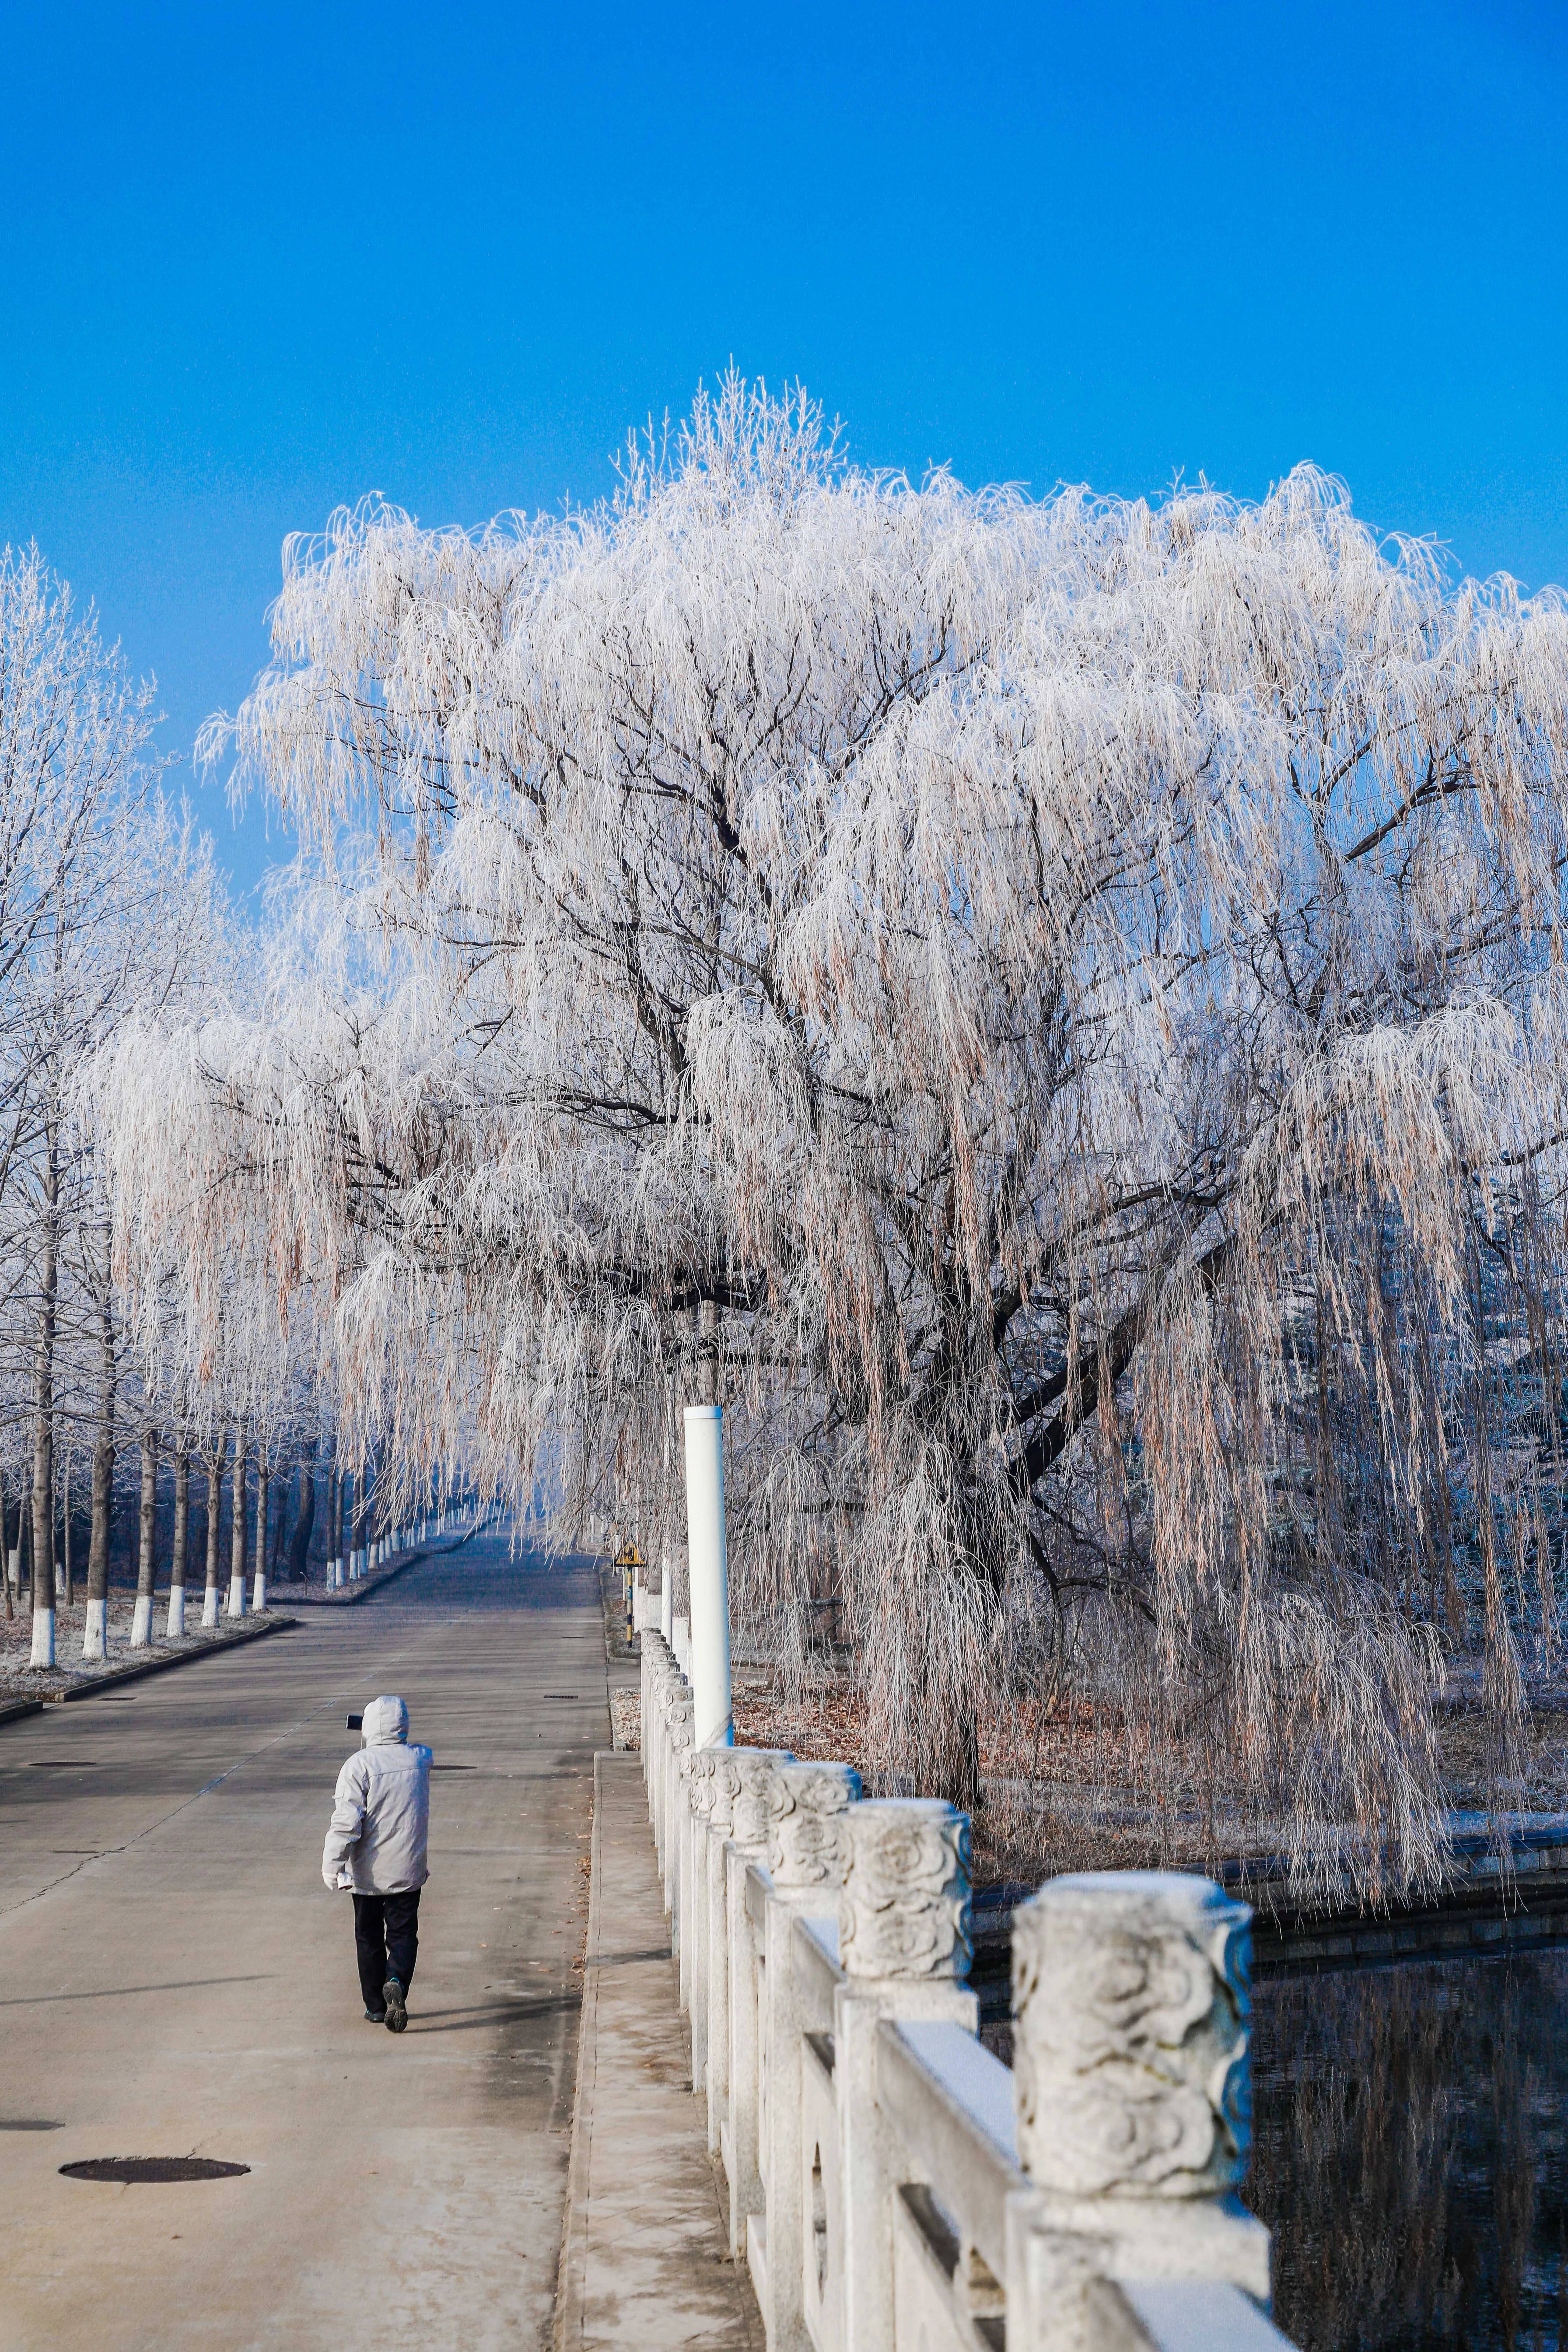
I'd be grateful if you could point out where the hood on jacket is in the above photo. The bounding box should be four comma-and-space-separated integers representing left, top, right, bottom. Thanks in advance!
363, 1695, 410, 1746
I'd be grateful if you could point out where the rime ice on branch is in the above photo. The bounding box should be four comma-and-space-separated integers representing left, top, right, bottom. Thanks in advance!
98, 376, 1568, 1899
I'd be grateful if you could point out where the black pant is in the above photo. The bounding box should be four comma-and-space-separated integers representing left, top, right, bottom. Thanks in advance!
352, 1889, 420, 2011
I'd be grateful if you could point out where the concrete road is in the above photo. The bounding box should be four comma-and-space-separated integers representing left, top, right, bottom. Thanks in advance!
0, 1533, 604, 2352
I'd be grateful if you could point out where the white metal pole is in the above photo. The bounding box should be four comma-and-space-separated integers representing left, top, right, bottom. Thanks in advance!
660, 1541, 674, 1644
682, 1404, 732, 1748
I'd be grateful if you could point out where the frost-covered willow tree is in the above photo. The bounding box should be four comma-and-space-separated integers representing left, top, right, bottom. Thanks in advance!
104, 379, 1568, 1896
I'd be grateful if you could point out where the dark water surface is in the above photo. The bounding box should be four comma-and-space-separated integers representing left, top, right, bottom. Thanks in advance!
1250, 1948, 1568, 2352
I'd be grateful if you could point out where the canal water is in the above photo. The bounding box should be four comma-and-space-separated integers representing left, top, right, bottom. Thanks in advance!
1250, 1948, 1568, 2352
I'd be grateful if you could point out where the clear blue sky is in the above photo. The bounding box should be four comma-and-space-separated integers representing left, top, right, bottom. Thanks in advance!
3, 0, 1566, 901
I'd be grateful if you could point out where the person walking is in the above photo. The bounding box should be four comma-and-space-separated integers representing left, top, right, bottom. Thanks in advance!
322, 1694, 432, 2032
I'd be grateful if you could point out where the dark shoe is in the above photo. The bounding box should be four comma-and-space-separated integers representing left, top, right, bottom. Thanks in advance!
383, 1976, 407, 2033
364, 2008, 387, 2023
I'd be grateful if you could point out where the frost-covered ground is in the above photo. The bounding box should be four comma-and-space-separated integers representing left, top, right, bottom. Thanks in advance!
0, 1592, 288, 1699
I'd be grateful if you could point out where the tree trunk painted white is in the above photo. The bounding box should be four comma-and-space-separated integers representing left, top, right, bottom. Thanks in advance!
201, 1447, 223, 1628
131, 1425, 158, 1648
683, 1404, 733, 1749
31, 1122, 59, 1664
226, 1425, 247, 1617
82, 1265, 115, 1664
167, 1447, 188, 1637
252, 1460, 268, 1612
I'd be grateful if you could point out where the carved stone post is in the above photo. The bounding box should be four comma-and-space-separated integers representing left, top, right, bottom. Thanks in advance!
651, 1660, 668, 1861
658, 1680, 685, 1899
835, 1800, 976, 2352
724, 1749, 795, 2258
1003, 1871, 1269, 2352
686, 1746, 721, 2071
642, 1633, 666, 1837
760, 1761, 861, 2352
666, 1696, 694, 1957
705, 1746, 743, 2150
646, 1642, 675, 1864
657, 1649, 678, 1855
659, 1651, 682, 1873
642, 1636, 659, 1839
657, 1667, 686, 1890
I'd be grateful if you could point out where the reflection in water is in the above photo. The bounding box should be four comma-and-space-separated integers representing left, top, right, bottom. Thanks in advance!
1250, 1948, 1568, 2352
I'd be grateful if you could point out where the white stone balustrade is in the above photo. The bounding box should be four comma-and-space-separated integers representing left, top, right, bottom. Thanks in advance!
636, 1624, 1296, 2352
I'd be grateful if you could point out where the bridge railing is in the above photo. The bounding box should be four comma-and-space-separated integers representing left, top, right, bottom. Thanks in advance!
639, 1627, 1295, 2352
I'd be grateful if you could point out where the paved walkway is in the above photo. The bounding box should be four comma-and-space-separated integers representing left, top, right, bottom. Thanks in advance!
557, 1749, 761, 2350
0, 1534, 600, 2351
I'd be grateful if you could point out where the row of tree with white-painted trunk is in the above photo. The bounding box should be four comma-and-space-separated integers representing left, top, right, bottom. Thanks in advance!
322, 1509, 490, 1588
0, 545, 493, 1675
2, 1423, 480, 1662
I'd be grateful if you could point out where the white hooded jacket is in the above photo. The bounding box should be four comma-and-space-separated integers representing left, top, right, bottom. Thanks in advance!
322, 1695, 432, 1894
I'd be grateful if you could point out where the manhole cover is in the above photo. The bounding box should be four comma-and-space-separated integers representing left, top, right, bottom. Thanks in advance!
429, 1763, 475, 1771
0, 2120, 62, 2132
60, 2157, 250, 2183
28, 1760, 100, 1769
